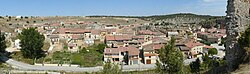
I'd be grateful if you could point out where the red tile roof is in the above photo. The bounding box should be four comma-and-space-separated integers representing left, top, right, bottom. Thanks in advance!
214, 34, 226, 38
106, 35, 132, 41
152, 37, 168, 44
207, 28, 217, 33
132, 35, 145, 39
71, 35, 82, 39
91, 30, 101, 35
143, 43, 154, 51
185, 40, 204, 49
153, 44, 165, 50
138, 40, 146, 43
218, 29, 226, 34
138, 30, 156, 35
53, 28, 90, 34
203, 45, 214, 49
102, 29, 117, 33
144, 53, 158, 57
68, 43, 77, 47
104, 46, 139, 55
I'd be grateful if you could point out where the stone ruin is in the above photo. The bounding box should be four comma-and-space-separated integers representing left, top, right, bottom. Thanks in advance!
226, 0, 250, 72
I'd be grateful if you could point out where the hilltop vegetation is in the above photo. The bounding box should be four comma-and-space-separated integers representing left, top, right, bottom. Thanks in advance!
88, 13, 224, 21
139, 13, 223, 21
88, 13, 225, 29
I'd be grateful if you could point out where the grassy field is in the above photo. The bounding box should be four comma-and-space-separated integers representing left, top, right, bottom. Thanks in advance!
10, 52, 34, 64
35, 43, 106, 67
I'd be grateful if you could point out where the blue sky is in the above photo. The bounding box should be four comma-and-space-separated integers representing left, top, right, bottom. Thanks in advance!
0, 0, 227, 16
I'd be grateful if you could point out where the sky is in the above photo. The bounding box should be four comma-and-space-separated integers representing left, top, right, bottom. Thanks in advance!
0, 0, 227, 16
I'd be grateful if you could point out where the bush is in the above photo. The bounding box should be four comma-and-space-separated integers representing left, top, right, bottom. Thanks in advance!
208, 48, 218, 56
198, 40, 211, 45
63, 45, 68, 50
51, 44, 106, 67
71, 54, 83, 65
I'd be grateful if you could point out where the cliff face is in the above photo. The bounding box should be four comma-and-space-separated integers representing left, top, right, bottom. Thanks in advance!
226, 0, 250, 72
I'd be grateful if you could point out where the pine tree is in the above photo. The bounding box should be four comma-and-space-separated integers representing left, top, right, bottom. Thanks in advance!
18, 28, 45, 59
0, 32, 6, 53
190, 58, 201, 73
156, 37, 184, 73
102, 60, 121, 74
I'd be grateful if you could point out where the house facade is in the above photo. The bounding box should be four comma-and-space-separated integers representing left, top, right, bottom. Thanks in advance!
104, 46, 140, 65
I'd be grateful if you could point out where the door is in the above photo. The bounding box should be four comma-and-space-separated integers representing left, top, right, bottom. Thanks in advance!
146, 59, 151, 64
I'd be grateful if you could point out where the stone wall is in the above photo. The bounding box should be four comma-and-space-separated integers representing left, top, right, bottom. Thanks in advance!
226, 0, 250, 72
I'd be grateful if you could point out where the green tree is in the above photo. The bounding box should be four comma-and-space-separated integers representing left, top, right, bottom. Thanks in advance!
190, 58, 201, 73
202, 54, 211, 69
239, 25, 250, 47
18, 28, 45, 59
123, 51, 129, 65
156, 37, 184, 73
209, 60, 220, 68
102, 60, 121, 74
96, 43, 107, 54
26, 21, 29, 24
0, 32, 7, 53
208, 48, 218, 56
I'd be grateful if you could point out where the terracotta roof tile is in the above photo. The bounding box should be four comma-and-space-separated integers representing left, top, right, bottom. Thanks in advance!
104, 46, 139, 55
138, 30, 156, 35
153, 44, 165, 50
106, 35, 132, 41
185, 40, 204, 49
53, 28, 90, 34
203, 45, 214, 49
144, 53, 158, 57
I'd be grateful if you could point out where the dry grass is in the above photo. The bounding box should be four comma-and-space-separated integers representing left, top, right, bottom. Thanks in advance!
10, 52, 33, 64
42, 41, 50, 51
233, 64, 250, 74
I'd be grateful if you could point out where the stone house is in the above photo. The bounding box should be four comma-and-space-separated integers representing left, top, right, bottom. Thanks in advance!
48, 35, 60, 44
105, 35, 133, 47
185, 40, 204, 58
104, 46, 140, 65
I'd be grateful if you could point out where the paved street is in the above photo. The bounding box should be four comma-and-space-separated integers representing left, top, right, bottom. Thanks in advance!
0, 55, 197, 72
0, 56, 155, 72
1, 38, 156, 72
0, 39, 191, 72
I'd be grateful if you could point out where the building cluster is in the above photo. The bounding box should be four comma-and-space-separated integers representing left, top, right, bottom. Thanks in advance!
6, 17, 227, 66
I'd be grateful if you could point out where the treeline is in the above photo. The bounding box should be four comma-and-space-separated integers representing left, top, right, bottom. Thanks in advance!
87, 13, 225, 21
141, 13, 223, 20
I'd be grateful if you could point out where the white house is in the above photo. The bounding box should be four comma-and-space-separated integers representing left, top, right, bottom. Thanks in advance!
14, 39, 21, 49
185, 40, 204, 58
167, 32, 179, 37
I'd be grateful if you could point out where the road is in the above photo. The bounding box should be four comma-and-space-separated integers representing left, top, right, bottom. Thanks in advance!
1, 37, 156, 72
1, 56, 196, 72
1, 37, 192, 72
0, 56, 155, 72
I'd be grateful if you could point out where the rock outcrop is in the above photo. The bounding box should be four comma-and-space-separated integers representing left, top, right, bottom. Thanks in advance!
226, 0, 250, 72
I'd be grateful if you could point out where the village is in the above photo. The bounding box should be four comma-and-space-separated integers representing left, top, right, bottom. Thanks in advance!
1, 0, 250, 73
0, 15, 226, 68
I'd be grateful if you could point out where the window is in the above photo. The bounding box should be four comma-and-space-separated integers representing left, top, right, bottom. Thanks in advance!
121, 52, 124, 55
115, 58, 119, 61
149, 56, 151, 58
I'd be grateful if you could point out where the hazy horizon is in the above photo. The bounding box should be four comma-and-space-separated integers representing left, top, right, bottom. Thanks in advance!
0, 0, 227, 16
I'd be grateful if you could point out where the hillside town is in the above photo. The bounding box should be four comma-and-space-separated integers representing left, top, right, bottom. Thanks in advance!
1, 0, 250, 74
0, 14, 226, 66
